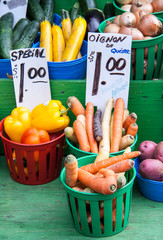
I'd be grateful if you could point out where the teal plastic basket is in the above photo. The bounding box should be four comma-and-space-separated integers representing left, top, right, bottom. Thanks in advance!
66, 134, 138, 159
98, 17, 163, 80
60, 155, 136, 237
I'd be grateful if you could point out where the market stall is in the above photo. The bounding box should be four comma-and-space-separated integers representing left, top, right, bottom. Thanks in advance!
0, 0, 162, 239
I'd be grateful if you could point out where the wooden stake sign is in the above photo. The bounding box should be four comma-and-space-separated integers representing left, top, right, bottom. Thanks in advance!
10, 48, 51, 111
86, 32, 132, 109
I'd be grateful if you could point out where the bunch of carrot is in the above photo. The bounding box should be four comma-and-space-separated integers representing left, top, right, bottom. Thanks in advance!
64, 150, 140, 231
64, 96, 138, 162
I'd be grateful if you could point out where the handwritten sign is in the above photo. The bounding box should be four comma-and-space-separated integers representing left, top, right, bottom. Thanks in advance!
86, 32, 132, 109
0, 0, 28, 27
10, 48, 51, 111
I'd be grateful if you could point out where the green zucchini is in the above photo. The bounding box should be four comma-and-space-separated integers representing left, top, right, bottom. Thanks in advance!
0, 12, 14, 59
27, 0, 45, 23
13, 20, 40, 49
103, 2, 115, 19
69, 2, 80, 24
12, 18, 30, 47
78, 0, 97, 16
40, 0, 55, 24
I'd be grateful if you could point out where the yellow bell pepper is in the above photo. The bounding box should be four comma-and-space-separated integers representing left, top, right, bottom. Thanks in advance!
31, 100, 70, 133
4, 107, 31, 143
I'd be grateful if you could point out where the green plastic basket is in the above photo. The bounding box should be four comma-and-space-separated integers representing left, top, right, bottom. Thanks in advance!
66, 134, 138, 159
60, 155, 136, 237
112, 0, 163, 19
98, 17, 163, 80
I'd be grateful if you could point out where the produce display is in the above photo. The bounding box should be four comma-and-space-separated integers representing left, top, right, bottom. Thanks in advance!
65, 96, 138, 160
3, 100, 69, 178
115, 0, 163, 14
138, 140, 163, 181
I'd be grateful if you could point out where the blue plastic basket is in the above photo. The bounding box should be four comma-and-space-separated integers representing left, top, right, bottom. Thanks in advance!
135, 157, 163, 202
33, 40, 88, 80
0, 13, 61, 79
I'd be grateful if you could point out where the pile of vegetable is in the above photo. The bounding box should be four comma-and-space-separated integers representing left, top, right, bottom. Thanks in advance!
64, 151, 140, 230
3, 100, 69, 177
65, 96, 138, 161
0, 12, 40, 59
40, 9, 87, 62
103, 11, 163, 38
138, 140, 163, 181
115, 0, 163, 14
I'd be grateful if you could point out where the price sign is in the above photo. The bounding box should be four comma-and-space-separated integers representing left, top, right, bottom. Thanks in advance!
86, 32, 132, 109
10, 48, 51, 111
0, 0, 28, 26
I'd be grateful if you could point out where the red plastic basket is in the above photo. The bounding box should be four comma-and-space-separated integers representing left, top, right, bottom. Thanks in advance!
0, 118, 65, 185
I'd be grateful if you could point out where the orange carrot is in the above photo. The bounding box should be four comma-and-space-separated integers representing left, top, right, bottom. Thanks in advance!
126, 123, 138, 137
110, 98, 125, 153
78, 168, 117, 195
123, 109, 129, 123
67, 96, 86, 116
80, 151, 140, 174
123, 112, 137, 130
87, 207, 104, 223
86, 102, 98, 153
107, 159, 135, 173
73, 119, 91, 152
64, 154, 78, 188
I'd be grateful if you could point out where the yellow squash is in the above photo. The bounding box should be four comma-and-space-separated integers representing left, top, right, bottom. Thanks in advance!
62, 16, 87, 62
61, 9, 72, 44
52, 25, 65, 62
40, 20, 53, 62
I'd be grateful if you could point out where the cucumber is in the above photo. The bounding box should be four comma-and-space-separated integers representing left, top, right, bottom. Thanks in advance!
12, 18, 30, 47
13, 20, 40, 49
78, 0, 97, 16
69, 2, 80, 24
40, 0, 55, 24
0, 12, 14, 59
27, 0, 45, 23
103, 2, 115, 19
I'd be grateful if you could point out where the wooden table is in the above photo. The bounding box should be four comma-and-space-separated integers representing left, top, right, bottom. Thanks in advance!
0, 155, 162, 240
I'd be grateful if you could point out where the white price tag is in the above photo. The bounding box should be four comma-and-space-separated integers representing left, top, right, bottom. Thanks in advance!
86, 32, 132, 109
0, 0, 28, 27
10, 48, 51, 111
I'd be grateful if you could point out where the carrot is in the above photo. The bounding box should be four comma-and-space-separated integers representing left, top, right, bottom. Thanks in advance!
126, 123, 138, 137
119, 135, 135, 150
109, 111, 114, 145
64, 154, 78, 188
95, 98, 114, 162
116, 146, 131, 178
117, 175, 127, 189
73, 119, 91, 152
123, 112, 137, 130
93, 109, 103, 142
77, 114, 86, 129
107, 159, 135, 173
78, 168, 117, 195
122, 128, 126, 136
72, 186, 83, 192
110, 98, 125, 153
86, 102, 98, 153
64, 126, 78, 144
87, 207, 104, 223
123, 109, 129, 123
80, 151, 140, 174
67, 96, 86, 116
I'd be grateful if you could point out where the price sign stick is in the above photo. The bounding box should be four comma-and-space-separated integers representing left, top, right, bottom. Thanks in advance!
92, 52, 102, 96
19, 63, 25, 103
